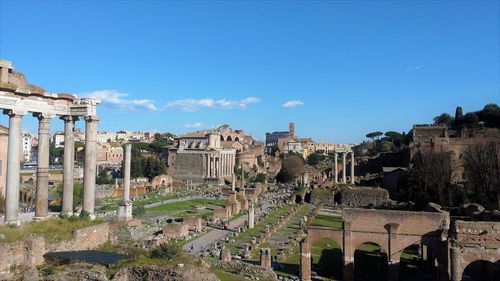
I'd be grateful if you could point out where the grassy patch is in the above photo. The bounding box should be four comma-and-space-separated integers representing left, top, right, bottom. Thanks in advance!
0, 217, 103, 244
310, 214, 342, 229
145, 198, 226, 218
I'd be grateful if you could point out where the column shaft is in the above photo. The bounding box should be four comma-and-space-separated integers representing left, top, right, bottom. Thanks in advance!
123, 144, 131, 202
334, 153, 338, 183
3, 110, 24, 224
83, 116, 98, 217
342, 153, 347, 184
34, 113, 52, 219
350, 152, 355, 184
61, 116, 76, 215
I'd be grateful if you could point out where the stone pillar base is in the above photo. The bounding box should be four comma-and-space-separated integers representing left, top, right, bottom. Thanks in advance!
60, 211, 74, 217
118, 203, 133, 221
32, 216, 50, 221
5, 219, 21, 226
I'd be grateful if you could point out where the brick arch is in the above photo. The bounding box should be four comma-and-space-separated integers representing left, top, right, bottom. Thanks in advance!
461, 259, 500, 281
351, 236, 389, 258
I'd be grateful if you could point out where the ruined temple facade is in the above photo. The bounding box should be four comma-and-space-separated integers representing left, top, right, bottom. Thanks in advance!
0, 60, 100, 223
170, 131, 236, 184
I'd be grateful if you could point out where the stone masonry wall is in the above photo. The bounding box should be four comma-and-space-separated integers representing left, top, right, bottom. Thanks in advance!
0, 223, 110, 279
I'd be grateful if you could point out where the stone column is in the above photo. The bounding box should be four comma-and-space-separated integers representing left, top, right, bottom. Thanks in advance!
118, 144, 132, 221
83, 116, 98, 218
450, 247, 461, 281
300, 237, 312, 281
387, 223, 400, 281
350, 152, 355, 184
342, 153, 347, 184
241, 163, 244, 189
33, 113, 53, 220
248, 200, 255, 228
3, 109, 25, 225
334, 152, 338, 183
61, 115, 76, 216
343, 220, 354, 281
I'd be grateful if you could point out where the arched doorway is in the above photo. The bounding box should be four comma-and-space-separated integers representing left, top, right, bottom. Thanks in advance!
295, 194, 302, 204
304, 192, 311, 203
399, 244, 425, 281
312, 238, 343, 280
227, 136, 232, 141
354, 242, 388, 281
462, 260, 500, 281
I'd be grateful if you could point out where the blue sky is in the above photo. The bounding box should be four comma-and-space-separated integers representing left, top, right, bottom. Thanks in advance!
0, 0, 499, 143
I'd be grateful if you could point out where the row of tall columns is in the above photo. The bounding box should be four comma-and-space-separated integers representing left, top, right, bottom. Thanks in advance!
333, 151, 355, 184
205, 153, 235, 179
2, 109, 99, 224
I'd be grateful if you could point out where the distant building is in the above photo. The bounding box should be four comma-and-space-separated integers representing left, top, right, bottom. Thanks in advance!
172, 131, 236, 184
410, 124, 500, 183
51, 131, 65, 148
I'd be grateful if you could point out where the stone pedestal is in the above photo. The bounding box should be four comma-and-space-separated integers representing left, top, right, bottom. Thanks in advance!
220, 248, 232, 263
118, 203, 133, 221
260, 248, 272, 268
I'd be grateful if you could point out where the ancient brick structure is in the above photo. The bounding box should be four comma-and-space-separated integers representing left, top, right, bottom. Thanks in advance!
450, 220, 500, 281
162, 223, 189, 239
300, 208, 450, 281
332, 186, 390, 207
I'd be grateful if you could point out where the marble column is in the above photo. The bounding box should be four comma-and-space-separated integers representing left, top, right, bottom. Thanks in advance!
350, 152, 355, 184
33, 113, 53, 220
61, 116, 76, 216
334, 152, 338, 183
83, 116, 98, 218
123, 144, 131, 202
118, 144, 132, 221
240, 163, 244, 189
248, 200, 255, 228
3, 109, 25, 225
342, 153, 346, 184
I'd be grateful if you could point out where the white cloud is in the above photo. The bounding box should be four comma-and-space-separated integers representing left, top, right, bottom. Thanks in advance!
165, 97, 260, 112
405, 65, 423, 71
282, 100, 304, 109
85, 90, 157, 111
183, 122, 204, 129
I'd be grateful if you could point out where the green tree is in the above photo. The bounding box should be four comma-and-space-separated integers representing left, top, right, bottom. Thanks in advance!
276, 169, 293, 183
281, 154, 304, 179
255, 173, 267, 183
151, 241, 182, 260
307, 152, 325, 166
433, 113, 453, 126
96, 169, 112, 184
366, 131, 383, 141
463, 112, 479, 127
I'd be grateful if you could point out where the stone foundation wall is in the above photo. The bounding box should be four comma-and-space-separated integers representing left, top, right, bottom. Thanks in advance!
338, 187, 390, 207
0, 223, 110, 279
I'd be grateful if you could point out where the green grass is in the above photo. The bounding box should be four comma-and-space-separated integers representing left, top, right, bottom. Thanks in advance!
145, 198, 226, 218
310, 214, 343, 229
0, 217, 103, 244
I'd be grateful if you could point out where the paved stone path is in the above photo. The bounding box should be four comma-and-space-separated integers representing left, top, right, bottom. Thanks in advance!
183, 191, 285, 254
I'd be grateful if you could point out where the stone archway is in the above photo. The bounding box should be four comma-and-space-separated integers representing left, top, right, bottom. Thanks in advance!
354, 242, 388, 281
295, 194, 302, 204
462, 260, 500, 281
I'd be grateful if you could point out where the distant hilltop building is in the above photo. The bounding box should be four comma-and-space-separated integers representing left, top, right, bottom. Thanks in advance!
411, 124, 500, 183
265, 122, 353, 158
167, 124, 264, 184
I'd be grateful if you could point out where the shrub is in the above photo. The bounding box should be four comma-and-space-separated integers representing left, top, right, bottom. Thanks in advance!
151, 241, 182, 260
132, 205, 146, 217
